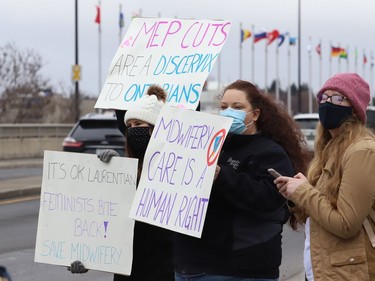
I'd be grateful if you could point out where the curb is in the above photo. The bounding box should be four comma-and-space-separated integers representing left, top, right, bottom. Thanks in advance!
0, 187, 41, 201
0, 159, 43, 169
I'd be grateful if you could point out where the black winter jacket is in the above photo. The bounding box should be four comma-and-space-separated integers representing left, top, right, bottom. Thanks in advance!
174, 133, 294, 279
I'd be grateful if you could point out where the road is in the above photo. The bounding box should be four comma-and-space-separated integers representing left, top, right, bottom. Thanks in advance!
0, 167, 42, 181
0, 198, 113, 281
0, 166, 305, 280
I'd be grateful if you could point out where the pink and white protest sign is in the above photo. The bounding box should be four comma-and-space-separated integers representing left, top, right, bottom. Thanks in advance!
129, 106, 232, 237
95, 17, 231, 110
35, 151, 138, 275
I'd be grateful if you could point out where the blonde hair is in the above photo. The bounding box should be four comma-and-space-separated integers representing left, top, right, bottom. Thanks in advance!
292, 118, 375, 225
308, 118, 375, 207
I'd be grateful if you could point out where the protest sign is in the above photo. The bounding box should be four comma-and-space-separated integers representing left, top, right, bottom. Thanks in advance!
35, 151, 138, 276
129, 106, 232, 237
95, 17, 231, 110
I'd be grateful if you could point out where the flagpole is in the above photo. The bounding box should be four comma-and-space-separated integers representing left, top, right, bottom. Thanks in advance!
276, 43, 279, 100
355, 47, 358, 73
297, 0, 302, 113
265, 43, 268, 93
362, 49, 366, 79
338, 43, 341, 73
119, 4, 123, 45
329, 42, 332, 77
217, 54, 221, 95
74, 0, 80, 121
98, 1, 102, 101
346, 45, 350, 72
319, 39, 322, 87
308, 37, 312, 113
240, 23, 243, 79
287, 38, 292, 114
251, 25, 255, 82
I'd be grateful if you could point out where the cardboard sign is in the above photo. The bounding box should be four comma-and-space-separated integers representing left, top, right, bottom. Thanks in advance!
35, 151, 138, 276
129, 107, 232, 237
95, 17, 231, 110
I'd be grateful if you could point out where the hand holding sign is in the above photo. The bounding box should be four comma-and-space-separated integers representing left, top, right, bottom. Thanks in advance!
129, 106, 232, 237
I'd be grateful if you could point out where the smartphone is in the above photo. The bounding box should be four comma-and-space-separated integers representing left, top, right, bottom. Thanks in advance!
267, 168, 282, 178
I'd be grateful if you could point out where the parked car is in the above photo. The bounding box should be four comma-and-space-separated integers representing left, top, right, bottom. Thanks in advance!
63, 112, 125, 156
293, 113, 319, 149
366, 106, 375, 131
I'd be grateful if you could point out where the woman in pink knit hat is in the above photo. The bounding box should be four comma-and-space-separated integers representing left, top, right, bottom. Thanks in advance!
275, 73, 375, 281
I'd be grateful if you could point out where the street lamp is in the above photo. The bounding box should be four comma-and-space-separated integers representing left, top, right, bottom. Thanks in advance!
74, 0, 80, 121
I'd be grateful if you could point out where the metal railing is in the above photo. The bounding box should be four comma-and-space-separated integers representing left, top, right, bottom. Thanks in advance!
0, 124, 74, 139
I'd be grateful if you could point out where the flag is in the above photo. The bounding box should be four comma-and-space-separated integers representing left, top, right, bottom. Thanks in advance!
254, 32, 267, 43
241, 29, 252, 43
339, 49, 348, 59
331, 46, 345, 57
119, 11, 124, 28
267, 29, 279, 45
277, 34, 285, 47
315, 43, 321, 56
132, 11, 140, 19
95, 5, 101, 24
289, 37, 297, 46
364, 54, 368, 64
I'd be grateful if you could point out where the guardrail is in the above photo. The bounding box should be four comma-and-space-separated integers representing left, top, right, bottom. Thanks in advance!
0, 124, 74, 160
0, 124, 73, 139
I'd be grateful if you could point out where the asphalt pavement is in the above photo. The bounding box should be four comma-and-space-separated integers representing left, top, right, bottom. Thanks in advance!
0, 157, 305, 280
0, 158, 43, 200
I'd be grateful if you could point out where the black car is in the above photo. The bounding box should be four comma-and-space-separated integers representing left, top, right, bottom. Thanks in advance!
63, 112, 125, 156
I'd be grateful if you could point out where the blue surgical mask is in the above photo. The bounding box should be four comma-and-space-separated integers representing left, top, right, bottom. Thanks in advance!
219, 108, 253, 134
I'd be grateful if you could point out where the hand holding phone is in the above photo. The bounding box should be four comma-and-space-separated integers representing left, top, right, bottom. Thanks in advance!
267, 168, 282, 178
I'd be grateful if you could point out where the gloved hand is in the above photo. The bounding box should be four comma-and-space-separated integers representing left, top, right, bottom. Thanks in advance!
67, 260, 88, 274
97, 149, 120, 163
0, 265, 12, 281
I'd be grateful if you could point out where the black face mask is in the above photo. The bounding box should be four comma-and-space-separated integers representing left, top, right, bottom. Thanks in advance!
318, 102, 353, 130
127, 127, 151, 158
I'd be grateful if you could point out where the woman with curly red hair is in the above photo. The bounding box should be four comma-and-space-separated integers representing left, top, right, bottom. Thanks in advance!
174, 80, 310, 281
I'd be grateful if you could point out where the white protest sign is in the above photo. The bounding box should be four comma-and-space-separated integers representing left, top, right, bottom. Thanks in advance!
35, 151, 138, 276
129, 106, 232, 237
95, 17, 231, 110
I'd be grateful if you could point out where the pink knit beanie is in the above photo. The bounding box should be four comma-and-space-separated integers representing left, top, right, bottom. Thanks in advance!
318, 73, 370, 123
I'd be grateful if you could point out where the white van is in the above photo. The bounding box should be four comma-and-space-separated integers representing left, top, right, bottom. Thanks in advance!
293, 113, 319, 149
366, 106, 375, 131
293, 108, 375, 150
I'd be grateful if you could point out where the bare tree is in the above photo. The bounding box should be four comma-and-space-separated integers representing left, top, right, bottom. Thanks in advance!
0, 42, 51, 122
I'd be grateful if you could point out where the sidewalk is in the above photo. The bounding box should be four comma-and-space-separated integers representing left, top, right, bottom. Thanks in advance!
0, 158, 43, 200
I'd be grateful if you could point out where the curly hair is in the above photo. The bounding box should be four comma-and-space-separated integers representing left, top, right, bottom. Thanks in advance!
224, 80, 310, 174
224, 80, 311, 229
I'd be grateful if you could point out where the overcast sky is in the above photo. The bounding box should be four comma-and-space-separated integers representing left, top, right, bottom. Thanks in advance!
1, 0, 374, 99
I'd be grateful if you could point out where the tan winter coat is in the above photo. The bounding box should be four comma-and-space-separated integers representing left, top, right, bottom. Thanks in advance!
291, 138, 375, 281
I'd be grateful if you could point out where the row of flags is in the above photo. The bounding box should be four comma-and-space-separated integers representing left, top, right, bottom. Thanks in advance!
241, 27, 373, 66
327, 46, 370, 65
94, 3, 372, 66
94, 4, 133, 29
241, 28, 297, 46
